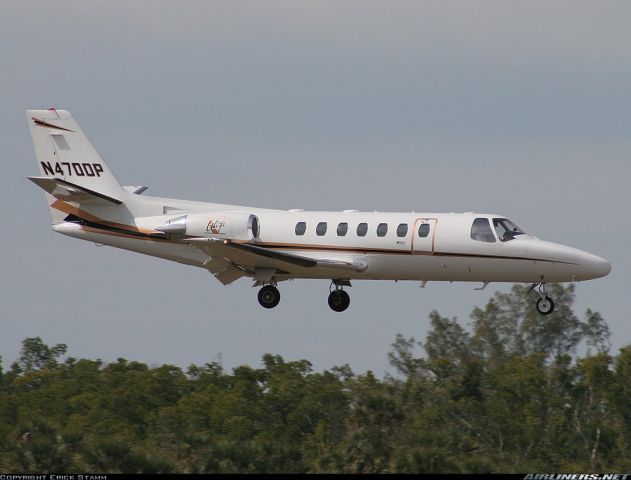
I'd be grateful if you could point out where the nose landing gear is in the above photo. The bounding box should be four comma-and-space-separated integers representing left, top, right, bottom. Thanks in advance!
328, 280, 351, 312
533, 283, 555, 315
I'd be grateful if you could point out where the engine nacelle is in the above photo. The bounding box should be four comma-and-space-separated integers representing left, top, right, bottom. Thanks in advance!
155, 212, 260, 241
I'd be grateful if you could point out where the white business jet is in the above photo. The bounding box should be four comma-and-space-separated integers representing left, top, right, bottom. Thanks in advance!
26, 109, 611, 314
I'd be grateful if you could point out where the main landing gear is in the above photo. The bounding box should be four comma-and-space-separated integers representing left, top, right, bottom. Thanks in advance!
256, 280, 351, 312
533, 283, 555, 315
258, 284, 280, 309
328, 280, 351, 312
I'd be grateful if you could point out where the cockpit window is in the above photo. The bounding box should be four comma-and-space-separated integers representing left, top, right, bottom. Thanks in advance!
493, 218, 526, 242
471, 218, 496, 243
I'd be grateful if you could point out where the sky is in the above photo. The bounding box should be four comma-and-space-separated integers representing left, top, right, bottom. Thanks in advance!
1, 1, 629, 376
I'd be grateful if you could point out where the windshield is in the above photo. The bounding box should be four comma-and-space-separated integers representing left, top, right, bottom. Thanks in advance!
493, 218, 526, 242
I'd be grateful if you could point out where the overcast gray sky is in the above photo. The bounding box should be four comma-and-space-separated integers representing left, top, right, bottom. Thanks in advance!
2, 1, 629, 375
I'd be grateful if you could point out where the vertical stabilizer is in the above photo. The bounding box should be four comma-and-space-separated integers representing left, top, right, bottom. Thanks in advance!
26, 109, 124, 223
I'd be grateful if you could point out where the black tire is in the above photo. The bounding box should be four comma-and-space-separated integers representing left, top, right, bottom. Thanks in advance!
258, 285, 280, 309
536, 296, 555, 315
328, 290, 350, 312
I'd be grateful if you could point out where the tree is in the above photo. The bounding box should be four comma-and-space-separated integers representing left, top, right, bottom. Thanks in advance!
0, 287, 625, 473
16, 337, 67, 372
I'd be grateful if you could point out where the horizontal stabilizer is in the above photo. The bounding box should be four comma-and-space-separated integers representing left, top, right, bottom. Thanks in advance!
123, 185, 148, 195
28, 176, 123, 206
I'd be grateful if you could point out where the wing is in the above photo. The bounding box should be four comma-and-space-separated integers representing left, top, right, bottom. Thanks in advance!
188, 238, 367, 285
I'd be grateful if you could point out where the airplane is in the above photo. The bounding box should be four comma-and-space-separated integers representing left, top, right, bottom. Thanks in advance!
26, 108, 611, 314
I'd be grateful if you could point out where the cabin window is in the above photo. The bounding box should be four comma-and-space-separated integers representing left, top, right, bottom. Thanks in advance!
357, 223, 368, 237
337, 222, 348, 236
295, 222, 306, 236
316, 222, 327, 236
493, 218, 526, 242
376, 223, 388, 237
396, 223, 408, 237
471, 218, 496, 243
418, 223, 430, 237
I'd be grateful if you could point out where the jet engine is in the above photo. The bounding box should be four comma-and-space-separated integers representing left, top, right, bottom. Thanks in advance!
155, 212, 260, 241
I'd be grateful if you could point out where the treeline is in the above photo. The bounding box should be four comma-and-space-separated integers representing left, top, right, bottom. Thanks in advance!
1, 284, 630, 473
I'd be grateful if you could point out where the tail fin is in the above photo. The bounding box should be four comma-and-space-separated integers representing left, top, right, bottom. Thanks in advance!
26, 109, 124, 223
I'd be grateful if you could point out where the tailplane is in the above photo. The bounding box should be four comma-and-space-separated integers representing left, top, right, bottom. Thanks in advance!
26, 109, 125, 223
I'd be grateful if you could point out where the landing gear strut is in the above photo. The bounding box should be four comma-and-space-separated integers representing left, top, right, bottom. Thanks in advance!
534, 283, 555, 315
328, 280, 351, 312
258, 284, 280, 309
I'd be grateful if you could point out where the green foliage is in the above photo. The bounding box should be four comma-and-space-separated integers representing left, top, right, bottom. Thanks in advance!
1, 284, 629, 473
17, 336, 67, 373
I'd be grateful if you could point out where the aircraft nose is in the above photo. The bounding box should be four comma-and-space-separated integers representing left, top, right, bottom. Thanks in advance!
579, 252, 611, 279
526, 240, 610, 282
590, 255, 611, 278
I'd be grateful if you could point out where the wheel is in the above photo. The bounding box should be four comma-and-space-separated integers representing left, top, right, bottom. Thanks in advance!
536, 296, 555, 315
258, 285, 280, 309
328, 290, 350, 312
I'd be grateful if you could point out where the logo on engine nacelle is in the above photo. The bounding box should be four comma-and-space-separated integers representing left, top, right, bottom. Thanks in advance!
206, 218, 226, 235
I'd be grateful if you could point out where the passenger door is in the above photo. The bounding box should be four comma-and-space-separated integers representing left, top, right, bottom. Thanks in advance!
412, 218, 437, 254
